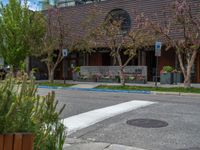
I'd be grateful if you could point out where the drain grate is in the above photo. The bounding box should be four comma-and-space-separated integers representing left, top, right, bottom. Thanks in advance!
126, 118, 168, 128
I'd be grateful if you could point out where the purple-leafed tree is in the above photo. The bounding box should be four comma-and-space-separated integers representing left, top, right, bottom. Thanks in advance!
94, 13, 154, 86
147, 0, 200, 88
36, 7, 70, 83
77, 7, 154, 85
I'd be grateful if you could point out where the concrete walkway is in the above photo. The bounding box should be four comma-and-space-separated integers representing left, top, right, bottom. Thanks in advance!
64, 138, 146, 150
70, 83, 99, 89
38, 80, 200, 96
37, 80, 200, 88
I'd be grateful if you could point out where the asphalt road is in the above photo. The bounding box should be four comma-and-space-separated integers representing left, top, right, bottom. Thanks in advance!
38, 88, 200, 150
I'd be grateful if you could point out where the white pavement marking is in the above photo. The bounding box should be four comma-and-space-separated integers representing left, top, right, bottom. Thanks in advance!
64, 100, 156, 135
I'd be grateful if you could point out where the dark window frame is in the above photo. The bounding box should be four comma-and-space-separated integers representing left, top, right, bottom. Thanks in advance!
105, 8, 132, 34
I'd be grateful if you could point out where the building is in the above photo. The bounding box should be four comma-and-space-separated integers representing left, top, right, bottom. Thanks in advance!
32, 0, 200, 83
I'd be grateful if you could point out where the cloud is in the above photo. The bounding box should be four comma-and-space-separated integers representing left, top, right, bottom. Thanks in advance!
1, 0, 40, 11
27, 1, 39, 11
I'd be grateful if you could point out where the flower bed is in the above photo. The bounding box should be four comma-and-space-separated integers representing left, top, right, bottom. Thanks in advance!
77, 66, 148, 84
77, 75, 97, 82
125, 74, 147, 84
96, 72, 119, 83
97, 77, 119, 83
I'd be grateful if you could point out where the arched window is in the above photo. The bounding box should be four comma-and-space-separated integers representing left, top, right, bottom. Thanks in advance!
105, 9, 131, 34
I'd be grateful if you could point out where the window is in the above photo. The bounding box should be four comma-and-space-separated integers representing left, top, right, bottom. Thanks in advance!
105, 9, 131, 34
57, 0, 106, 7
40, 0, 107, 9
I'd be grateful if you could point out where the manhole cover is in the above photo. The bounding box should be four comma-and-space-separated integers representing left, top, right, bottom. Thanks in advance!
126, 119, 168, 128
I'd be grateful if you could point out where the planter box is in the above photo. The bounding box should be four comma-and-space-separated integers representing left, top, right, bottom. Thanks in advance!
97, 78, 119, 83
160, 73, 173, 84
173, 72, 183, 84
0, 133, 34, 150
72, 72, 80, 81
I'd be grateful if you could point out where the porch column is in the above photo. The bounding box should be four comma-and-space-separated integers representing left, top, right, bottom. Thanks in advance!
138, 51, 141, 65
138, 51, 146, 66
84, 54, 89, 66
141, 51, 146, 66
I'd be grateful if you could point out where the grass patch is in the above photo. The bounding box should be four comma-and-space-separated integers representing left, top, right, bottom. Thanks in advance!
96, 85, 200, 94
38, 82, 75, 87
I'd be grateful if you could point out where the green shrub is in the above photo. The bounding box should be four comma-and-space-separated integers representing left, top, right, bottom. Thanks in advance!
73, 66, 80, 73
0, 72, 66, 150
162, 66, 174, 73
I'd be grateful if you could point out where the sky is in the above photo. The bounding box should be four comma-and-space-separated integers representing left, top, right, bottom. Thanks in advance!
1, 0, 41, 10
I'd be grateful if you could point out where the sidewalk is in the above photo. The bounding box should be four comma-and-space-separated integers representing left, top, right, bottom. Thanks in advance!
38, 80, 200, 96
70, 83, 99, 89
63, 138, 146, 150
37, 80, 200, 88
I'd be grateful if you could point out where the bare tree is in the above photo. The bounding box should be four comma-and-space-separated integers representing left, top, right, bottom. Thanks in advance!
94, 13, 154, 86
36, 7, 69, 83
147, 0, 200, 88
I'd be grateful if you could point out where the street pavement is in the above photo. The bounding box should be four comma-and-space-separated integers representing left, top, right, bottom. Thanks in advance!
38, 88, 200, 150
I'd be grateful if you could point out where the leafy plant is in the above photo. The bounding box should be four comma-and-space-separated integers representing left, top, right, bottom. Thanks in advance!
162, 66, 174, 73
0, 72, 66, 150
34, 91, 66, 150
73, 66, 80, 73
128, 76, 135, 81
0, 0, 45, 69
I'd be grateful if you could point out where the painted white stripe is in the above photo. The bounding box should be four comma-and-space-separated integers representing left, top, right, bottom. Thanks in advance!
64, 100, 156, 135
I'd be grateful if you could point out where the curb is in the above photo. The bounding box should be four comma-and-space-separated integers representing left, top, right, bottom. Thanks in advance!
152, 91, 200, 96
38, 85, 200, 96
64, 138, 147, 150
38, 86, 151, 94
63, 141, 146, 150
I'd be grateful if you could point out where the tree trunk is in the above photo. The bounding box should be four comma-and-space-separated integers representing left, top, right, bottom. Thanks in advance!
116, 52, 126, 86
177, 50, 197, 88
184, 73, 191, 88
183, 64, 191, 88
48, 70, 54, 83
184, 59, 194, 88
119, 67, 125, 86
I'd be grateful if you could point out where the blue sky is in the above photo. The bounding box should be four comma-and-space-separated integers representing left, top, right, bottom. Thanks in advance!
1, 0, 41, 10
